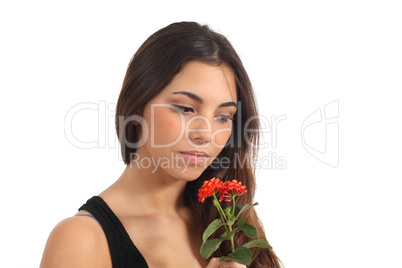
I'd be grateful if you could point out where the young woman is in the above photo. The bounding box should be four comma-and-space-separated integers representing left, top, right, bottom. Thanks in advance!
40, 21, 281, 268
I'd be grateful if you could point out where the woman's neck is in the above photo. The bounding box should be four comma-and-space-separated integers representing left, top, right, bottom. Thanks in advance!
106, 159, 189, 216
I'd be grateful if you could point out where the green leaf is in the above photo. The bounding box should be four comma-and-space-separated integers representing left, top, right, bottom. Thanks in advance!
242, 238, 272, 249
219, 246, 252, 265
202, 219, 223, 243
234, 202, 258, 218
200, 238, 223, 259
237, 217, 257, 238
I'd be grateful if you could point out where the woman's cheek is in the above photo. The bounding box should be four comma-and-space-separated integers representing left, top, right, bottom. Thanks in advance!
212, 127, 232, 148
153, 109, 184, 146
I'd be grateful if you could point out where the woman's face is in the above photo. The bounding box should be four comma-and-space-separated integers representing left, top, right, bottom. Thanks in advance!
135, 60, 237, 181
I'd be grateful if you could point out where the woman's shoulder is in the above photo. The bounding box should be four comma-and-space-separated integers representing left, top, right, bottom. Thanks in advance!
40, 213, 111, 268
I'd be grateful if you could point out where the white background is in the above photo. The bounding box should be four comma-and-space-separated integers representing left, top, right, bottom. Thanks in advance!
1, 1, 401, 267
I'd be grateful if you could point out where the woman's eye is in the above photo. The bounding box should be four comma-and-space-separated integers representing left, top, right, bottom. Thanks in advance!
215, 115, 234, 124
172, 105, 194, 114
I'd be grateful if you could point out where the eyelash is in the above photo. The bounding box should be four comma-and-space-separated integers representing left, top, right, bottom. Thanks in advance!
172, 105, 234, 124
173, 105, 194, 114
215, 115, 234, 124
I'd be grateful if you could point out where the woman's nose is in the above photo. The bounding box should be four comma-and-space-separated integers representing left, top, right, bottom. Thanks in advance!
187, 115, 212, 144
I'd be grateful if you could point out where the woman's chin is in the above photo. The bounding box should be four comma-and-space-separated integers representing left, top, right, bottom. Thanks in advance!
170, 167, 207, 182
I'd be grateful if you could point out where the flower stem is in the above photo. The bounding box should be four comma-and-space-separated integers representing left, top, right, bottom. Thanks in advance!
228, 223, 235, 252
230, 195, 236, 252
212, 193, 235, 252
212, 194, 230, 234
232, 197, 236, 217
213, 194, 228, 222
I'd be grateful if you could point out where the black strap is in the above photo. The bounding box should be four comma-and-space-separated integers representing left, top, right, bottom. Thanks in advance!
78, 196, 148, 268
74, 214, 103, 230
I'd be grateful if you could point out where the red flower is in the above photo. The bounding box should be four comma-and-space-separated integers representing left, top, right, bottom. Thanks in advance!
198, 177, 223, 202
218, 180, 247, 202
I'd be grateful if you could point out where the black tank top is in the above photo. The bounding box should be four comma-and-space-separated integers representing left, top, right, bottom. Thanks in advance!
78, 196, 149, 268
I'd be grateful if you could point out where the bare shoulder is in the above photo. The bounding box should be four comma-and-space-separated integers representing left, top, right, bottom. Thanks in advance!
40, 214, 111, 268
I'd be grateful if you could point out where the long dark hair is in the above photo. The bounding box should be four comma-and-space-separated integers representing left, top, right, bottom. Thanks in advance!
115, 21, 281, 267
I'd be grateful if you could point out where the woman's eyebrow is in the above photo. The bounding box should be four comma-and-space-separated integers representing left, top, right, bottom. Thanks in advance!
172, 91, 203, 103
218, 101, 237, 108
172, 91, 237, 108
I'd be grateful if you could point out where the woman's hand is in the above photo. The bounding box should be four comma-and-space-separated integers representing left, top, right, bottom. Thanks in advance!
206, 257, 247, 268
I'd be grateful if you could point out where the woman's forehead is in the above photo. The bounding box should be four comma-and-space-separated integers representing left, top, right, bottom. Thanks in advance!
161, 61, 237, 102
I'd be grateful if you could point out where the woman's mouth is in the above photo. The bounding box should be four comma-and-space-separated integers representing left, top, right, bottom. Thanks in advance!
179, 151, 209, 164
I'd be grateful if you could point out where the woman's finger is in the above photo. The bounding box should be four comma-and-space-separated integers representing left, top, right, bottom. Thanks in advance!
207, 257, 247, 268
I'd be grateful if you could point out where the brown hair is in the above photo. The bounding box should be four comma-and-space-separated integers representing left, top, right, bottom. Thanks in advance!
115, 21, 281, 267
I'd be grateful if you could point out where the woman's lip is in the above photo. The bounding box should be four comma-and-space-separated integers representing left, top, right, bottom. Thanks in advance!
179, 151, 209, 157
179, 152, 209, 164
